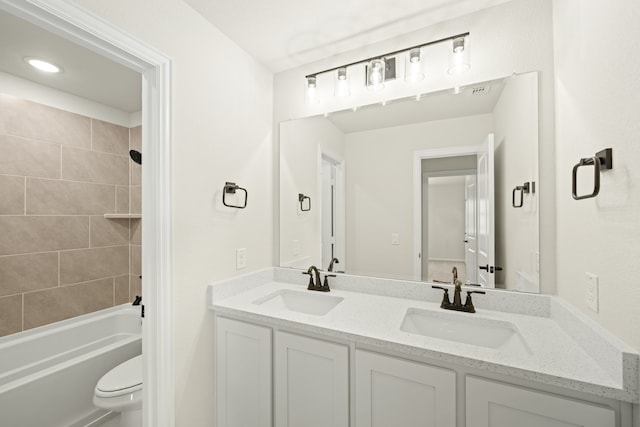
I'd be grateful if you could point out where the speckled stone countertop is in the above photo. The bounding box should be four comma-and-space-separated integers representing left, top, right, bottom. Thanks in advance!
208, 268, 639, 403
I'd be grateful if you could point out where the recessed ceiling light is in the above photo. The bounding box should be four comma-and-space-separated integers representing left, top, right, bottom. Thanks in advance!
24, 57, 62, 73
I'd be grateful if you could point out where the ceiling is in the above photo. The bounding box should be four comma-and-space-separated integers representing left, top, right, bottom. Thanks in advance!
0, 10, 141, 113
326, 78, 505, 133
184, 0, 512, 72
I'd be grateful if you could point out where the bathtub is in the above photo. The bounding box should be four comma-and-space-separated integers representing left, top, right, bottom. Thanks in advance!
0, 305, 142, 427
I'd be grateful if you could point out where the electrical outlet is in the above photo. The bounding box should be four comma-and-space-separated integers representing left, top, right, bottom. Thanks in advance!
391, 233, 400, 245
236, 248, 247, 270
292, 240, 300, 256
586, 272, 599, 312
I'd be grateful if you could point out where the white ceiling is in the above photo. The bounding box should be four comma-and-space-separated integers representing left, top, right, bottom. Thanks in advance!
184, 0, 512, 72
326, 78, 505, 133
0, 10, 141, 113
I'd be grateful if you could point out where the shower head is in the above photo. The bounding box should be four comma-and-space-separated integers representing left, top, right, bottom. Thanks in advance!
129, 150, 142, 165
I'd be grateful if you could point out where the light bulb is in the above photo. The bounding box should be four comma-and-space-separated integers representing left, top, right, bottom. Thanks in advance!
448, 36, 470, 75
305, 76, 319, 104
405, 48, 424, 82
367, 59, 385, 91
334, 67, 350, 97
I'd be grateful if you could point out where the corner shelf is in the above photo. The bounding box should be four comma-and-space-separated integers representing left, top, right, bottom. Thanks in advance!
104, 214, 142, 219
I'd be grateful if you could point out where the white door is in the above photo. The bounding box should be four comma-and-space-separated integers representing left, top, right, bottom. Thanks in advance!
320, 154, 346, 272
275, 331, 349, 427
464, 175, 478, 284
466, 377, 615, 427
355, 350, 456, 427
476, 134, 495, 288
321, 159, 333, 268
215, 317, 272, 427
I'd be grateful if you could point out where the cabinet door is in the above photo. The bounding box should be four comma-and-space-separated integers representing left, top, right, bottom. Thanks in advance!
274, 331, 349, 427
466, 376, 616, 427
216, 317, 272, 427
355, 350, 456, 427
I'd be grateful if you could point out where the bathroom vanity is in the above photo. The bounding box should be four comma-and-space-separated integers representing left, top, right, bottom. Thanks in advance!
209, 268, 638, 427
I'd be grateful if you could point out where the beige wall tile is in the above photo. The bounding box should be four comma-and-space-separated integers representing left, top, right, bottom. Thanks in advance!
0, 252, 58, 297
129, 126, 142, 151
0, 134, 61, 178
0, 216, 89, 256
26, 178, 115, 215
131, 162, 141, 186
23, 278, 113, 330
92, 119, 129, 155
90, 216, 129, 247
0, 294, 22, 337
60, 245, 128, 285
130, 219, 141, 245
62, 147, 128, 185
116, 186, 129, 214
130, 185, 141, 214
115, 275, 130, 305
0, 94, 90, 148
0, 175, 24, 215
130, 275, 142, 299
130, 245, 141, 276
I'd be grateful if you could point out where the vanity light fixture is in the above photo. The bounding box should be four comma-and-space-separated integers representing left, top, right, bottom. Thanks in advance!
405, 48, 425, 82
24, 57, 61, 73
447, 36, 470, 75
304, 32, 469, 104
366, 58, 386, 91
304, 76, 319, 104
334, 67, 351, 97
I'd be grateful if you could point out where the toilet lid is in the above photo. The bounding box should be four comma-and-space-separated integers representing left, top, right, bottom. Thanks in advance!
97, 355, 143, 395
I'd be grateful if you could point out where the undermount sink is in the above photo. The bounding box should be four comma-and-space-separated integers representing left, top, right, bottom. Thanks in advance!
400, 308, 531, 353
253, 289, 343, 316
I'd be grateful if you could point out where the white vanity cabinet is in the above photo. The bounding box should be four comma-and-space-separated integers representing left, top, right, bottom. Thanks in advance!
355, 350, 456, 427
274, 331, 349, 427
215, 317, 272, 427
465, 376, 616, 427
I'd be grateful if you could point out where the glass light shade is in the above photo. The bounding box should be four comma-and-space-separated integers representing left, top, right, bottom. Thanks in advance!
334, 67, 350, 97
366, 58, 385, 91
404, 48, 425, 82
448, 36, 470, 75
304, 76, 319, 104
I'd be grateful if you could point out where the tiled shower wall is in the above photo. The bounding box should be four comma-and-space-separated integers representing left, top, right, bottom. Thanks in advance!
0, 94, 142, 337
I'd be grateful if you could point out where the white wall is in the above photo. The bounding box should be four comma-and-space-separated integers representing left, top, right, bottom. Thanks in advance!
553, 0, 640, 351
493, 72, 540, 291
344, 114, 493, 280
279, 117, 344, 268
72, 1, 274, 425
427, 177, 467, 260
273, 0, 557, 292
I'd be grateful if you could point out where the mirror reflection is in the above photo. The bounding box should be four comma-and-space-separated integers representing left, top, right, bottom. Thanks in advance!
280, 72, 539, 292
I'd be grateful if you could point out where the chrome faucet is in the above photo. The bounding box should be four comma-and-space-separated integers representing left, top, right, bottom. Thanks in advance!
328, 258, 339, 272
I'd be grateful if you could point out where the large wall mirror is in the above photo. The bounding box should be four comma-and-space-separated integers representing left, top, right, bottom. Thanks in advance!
280, 71, 539, 292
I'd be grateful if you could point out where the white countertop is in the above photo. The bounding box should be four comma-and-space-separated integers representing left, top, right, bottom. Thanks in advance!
208, 268, 640, 403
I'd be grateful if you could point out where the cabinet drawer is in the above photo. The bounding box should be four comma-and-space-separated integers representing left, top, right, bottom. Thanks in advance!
466, 376, 615, 427
215, 317, 272, 427
275, 331, 349, 427
355, 350, 456, 427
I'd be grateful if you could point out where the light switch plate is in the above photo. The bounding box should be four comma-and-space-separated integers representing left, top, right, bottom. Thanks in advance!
586, 272, 599, 312
391, 233, 400, 245
236, 248, 247, 270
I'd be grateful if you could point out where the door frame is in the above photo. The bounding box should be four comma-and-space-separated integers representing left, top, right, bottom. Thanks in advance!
412, 145, 482, 281
0, 1, 175, 426
317, 145, 345, 271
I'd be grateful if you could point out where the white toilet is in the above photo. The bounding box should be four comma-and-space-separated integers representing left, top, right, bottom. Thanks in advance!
93, 355, 143, 427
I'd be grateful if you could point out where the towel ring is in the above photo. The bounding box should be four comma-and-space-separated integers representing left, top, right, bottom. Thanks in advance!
572, 148, 612, 201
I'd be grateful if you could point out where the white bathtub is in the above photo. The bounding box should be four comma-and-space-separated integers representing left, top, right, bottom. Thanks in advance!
0, 305, 142, 427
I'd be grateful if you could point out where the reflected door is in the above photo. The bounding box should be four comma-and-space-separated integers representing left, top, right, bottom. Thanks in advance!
464, 175, 478, 284
476, 134, 495, 288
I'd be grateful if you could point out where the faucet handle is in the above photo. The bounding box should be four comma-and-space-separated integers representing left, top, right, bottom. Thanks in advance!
321, 274, 336, 292
302, 270, 315, 290
431, 285, 452, 308
464, 290, 486, 313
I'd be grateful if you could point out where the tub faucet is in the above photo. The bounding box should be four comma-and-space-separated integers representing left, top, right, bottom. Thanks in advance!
328, 258, 340, 272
